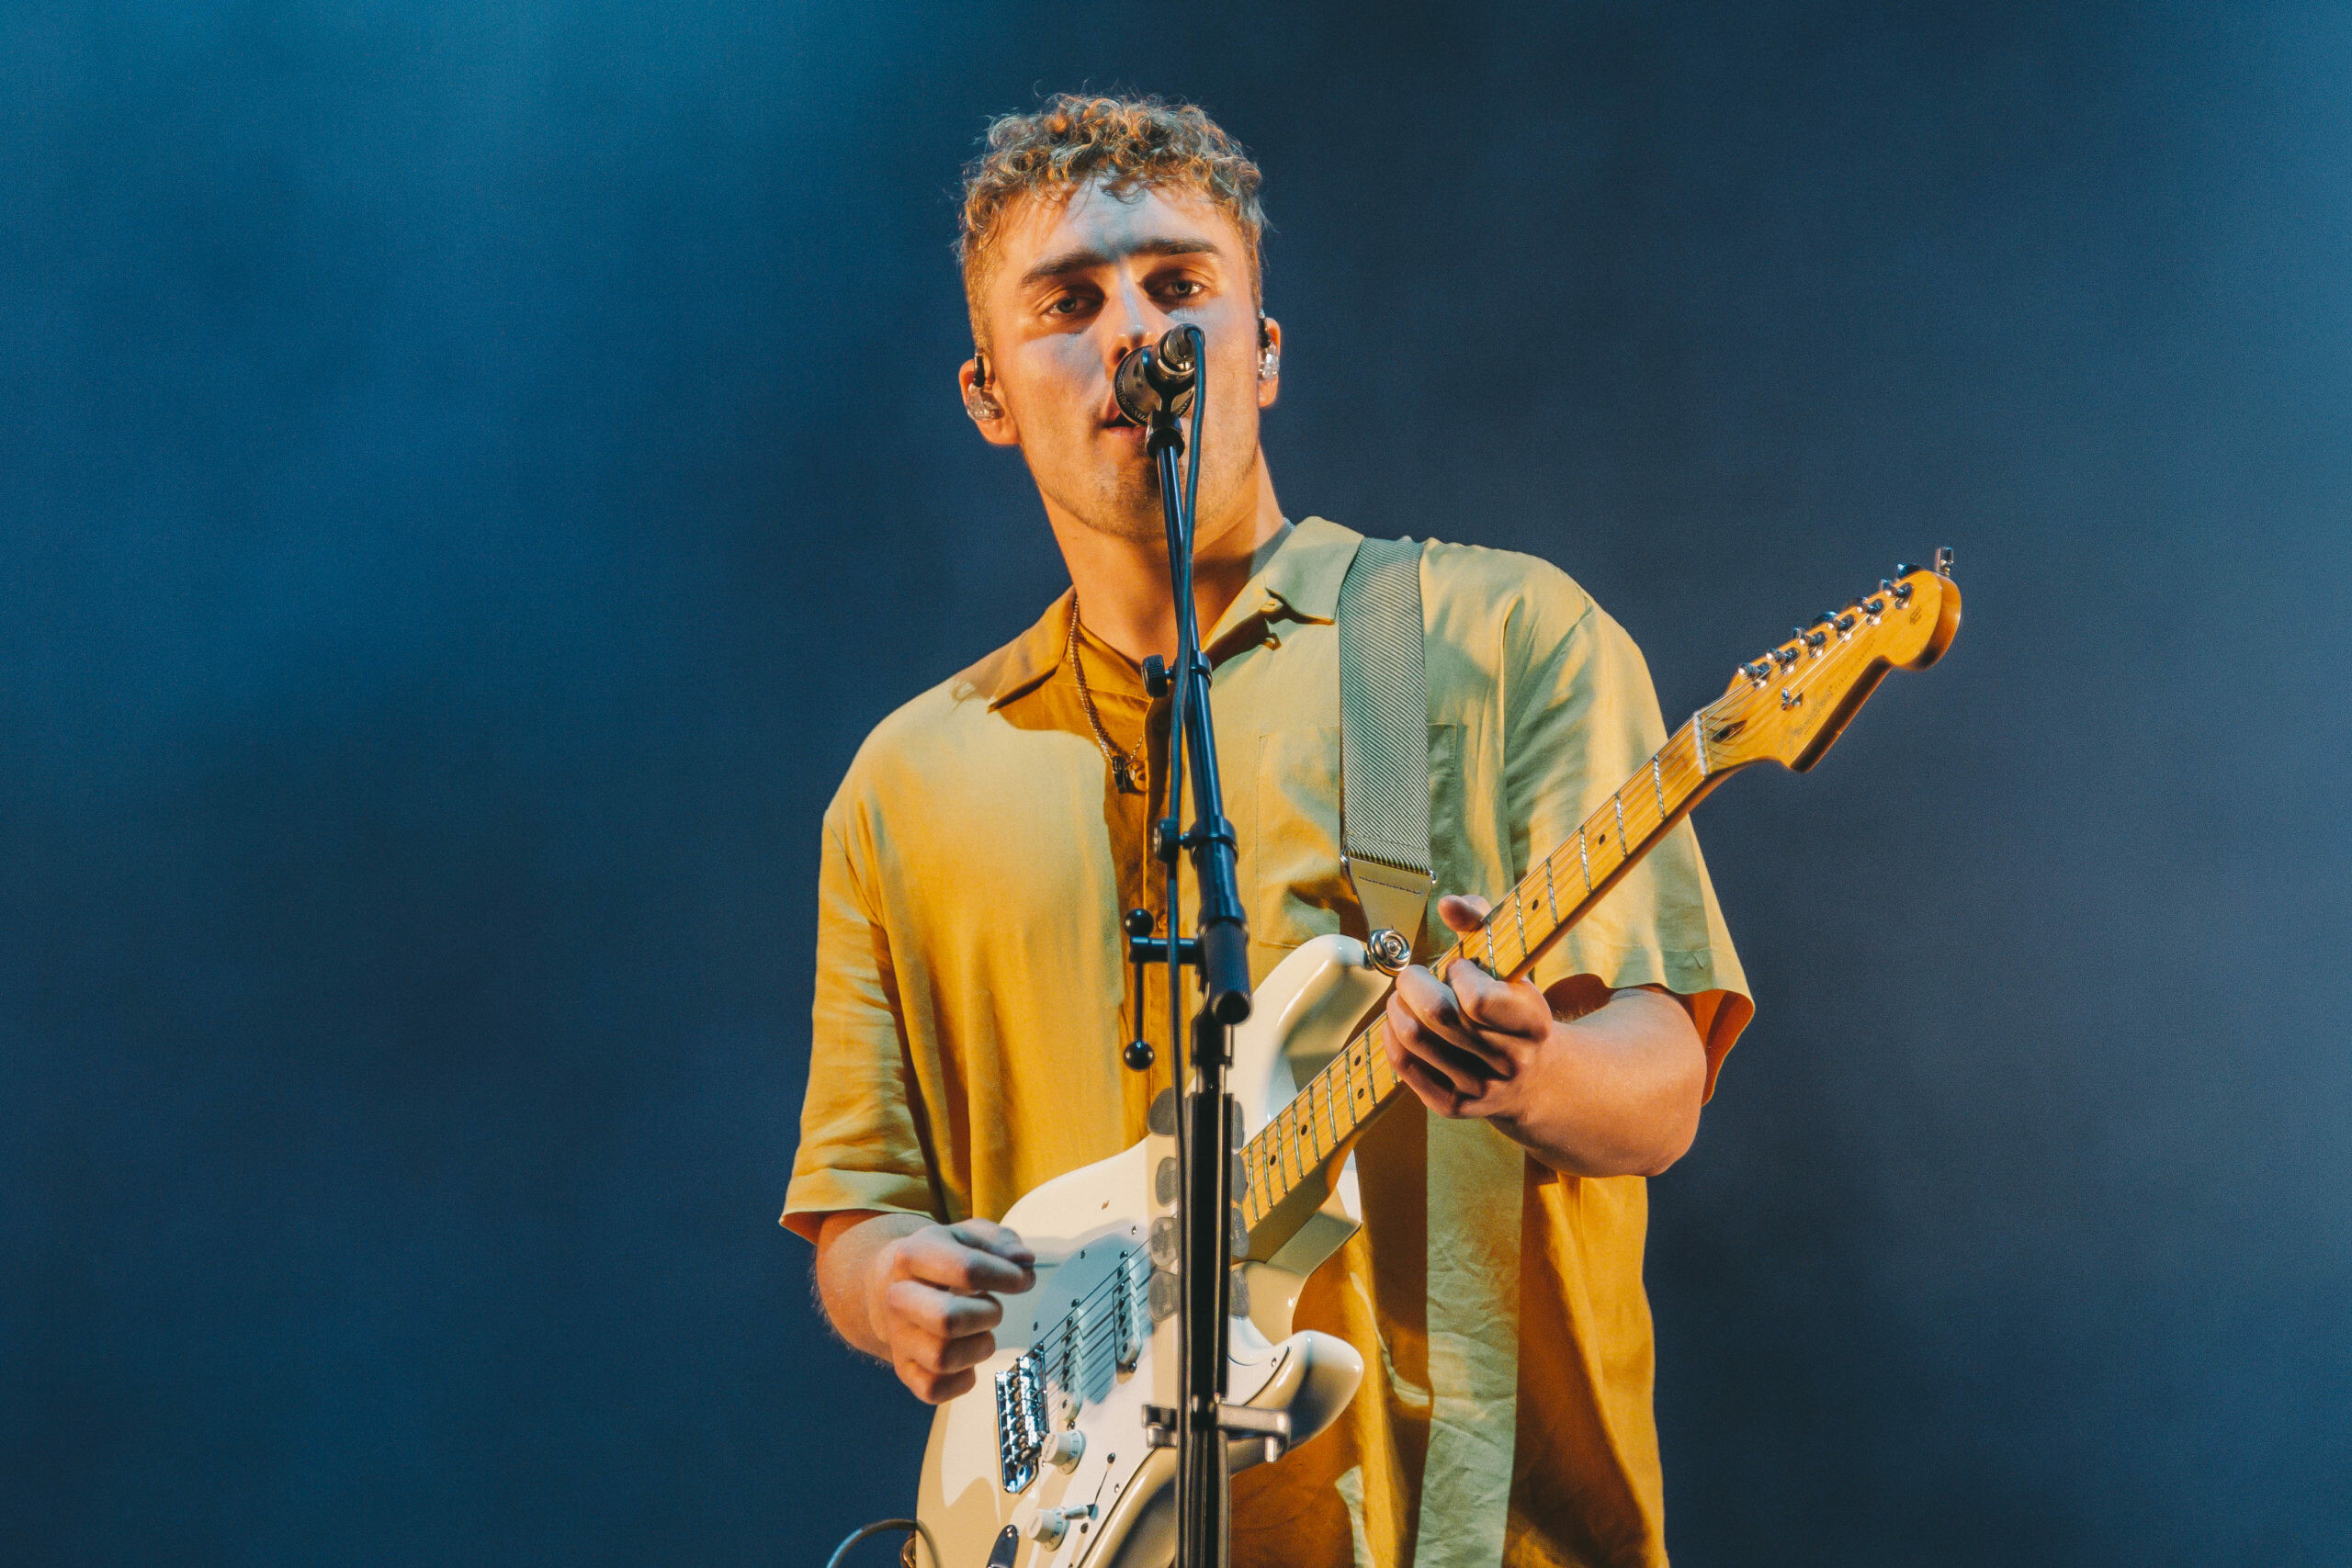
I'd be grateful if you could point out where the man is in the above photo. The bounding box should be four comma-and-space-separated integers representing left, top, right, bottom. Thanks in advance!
784, 95, 1752, 1566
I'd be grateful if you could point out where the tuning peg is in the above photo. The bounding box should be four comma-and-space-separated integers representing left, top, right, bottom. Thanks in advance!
1796, 624, 1827, 649
1934, 546, 1955, 577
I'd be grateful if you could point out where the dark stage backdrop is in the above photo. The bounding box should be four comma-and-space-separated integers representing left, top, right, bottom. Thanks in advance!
5, 3, 2346, 1563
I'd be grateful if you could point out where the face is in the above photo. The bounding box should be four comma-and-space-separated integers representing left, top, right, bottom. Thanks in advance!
961, 179, 1280, 545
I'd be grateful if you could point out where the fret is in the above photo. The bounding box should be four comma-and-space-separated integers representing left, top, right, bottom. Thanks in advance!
1276, 1107, 1301, 1192
1577, 827, 1591, 892
1510, 890, 1529, 967
1247, 1140, 1271, 1218
1321, 1062, 1348, 1145
1311, 1070, 1337, 1154
1690, 711, 1710, 778
1543, 852, 1559, 926
1653, 755, 1666, 821
1613, 793, 1627, 863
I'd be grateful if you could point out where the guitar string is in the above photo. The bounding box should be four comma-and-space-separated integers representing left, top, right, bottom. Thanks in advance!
1025, 1264, 1148, 1391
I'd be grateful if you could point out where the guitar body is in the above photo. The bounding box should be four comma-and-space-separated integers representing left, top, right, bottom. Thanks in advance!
910, 934, 1387, 1568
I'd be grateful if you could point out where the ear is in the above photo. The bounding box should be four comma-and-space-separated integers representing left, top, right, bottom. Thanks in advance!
1255, 316, 1282, 410
959, 355, 1021, 446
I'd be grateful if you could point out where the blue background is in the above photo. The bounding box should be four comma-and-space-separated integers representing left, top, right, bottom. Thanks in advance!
5, 3, 2346, 1562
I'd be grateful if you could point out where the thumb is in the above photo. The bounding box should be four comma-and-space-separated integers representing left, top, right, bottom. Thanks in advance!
1437, 893, 1491, 933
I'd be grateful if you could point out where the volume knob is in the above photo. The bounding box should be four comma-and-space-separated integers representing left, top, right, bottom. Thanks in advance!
1039, 1428, 1085, 1472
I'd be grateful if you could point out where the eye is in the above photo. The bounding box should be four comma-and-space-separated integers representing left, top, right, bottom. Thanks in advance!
1160, 277, 1205, 300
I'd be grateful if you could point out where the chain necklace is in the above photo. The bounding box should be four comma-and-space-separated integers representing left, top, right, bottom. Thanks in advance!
1067, 593, 1148, 795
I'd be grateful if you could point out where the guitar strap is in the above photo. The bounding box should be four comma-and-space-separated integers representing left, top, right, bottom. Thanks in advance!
1336, 535, 1522, 1568
1336, 536, 1435, 952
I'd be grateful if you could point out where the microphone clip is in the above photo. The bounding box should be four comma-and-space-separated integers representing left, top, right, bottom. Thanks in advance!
1113, 327, 1200, 427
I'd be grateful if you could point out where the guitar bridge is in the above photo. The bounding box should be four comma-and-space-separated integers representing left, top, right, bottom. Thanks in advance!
994, 1352, 1046, 1494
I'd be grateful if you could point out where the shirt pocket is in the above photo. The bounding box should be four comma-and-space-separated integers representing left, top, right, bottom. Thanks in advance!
1252, 723, 1463, 952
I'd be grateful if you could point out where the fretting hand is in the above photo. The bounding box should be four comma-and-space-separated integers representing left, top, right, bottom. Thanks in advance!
1379, 893, 1708, 1177
1380, 894, 1555, 1122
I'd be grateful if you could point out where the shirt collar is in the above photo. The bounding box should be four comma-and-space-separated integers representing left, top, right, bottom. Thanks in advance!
964, 588, 1075, 712
967, 517, 1369, 711
1210, 514, 1362, 638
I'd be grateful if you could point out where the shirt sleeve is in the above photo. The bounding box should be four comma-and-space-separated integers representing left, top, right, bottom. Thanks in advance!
1504, 578, 1756, 1099
779, 802, 944, 1241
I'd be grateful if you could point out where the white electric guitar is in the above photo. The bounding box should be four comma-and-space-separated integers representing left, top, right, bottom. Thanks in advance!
910, 560, 1962, 1568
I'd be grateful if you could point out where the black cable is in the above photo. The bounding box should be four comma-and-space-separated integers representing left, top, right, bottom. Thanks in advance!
1159, 324, 1206, 1098
822, 1517, 917, 1568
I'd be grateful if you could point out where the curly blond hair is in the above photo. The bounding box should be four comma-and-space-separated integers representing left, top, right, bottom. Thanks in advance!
958, 94, 1266, 347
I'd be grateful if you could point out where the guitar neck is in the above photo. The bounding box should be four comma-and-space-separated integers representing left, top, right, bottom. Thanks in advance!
1237, 713, 1725, 1235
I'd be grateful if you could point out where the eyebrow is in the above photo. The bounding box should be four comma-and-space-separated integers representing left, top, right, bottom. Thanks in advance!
1015, 237, 1223, 291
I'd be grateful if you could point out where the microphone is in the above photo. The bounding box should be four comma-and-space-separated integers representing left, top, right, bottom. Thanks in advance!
1112, 327, 1199, 425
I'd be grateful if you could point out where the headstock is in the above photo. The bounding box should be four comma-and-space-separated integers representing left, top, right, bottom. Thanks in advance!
1699, 548, 1962, 773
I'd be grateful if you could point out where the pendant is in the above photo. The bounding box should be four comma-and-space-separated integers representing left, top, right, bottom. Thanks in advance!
1111, 755, 1146, 795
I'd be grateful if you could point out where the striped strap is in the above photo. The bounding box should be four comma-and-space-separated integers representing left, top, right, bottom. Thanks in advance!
1337, 536, 1434, 953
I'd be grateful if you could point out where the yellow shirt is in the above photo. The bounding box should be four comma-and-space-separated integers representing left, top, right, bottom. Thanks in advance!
785, 518, 1753, 1566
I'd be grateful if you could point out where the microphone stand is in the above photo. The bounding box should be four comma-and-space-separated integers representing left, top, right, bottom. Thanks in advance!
1125, 327, 1255, 1568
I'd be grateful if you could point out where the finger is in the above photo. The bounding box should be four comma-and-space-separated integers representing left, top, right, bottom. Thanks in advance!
1391, 964, 1470, 1043
884, 1301, 1001, 1385
899, 1228, 1034, 1294
899, 1362, 978, 1404
885, 1280, 1006, 1341
948, 1218, 1035, 1269
1384, 1028, 1471, 1118
1391, 965, 1510, 1069
1445, 963, 1553, 1041
930, 1327, 1001, 1377
1384, 997, 1498, 1098
1437, 893, 1491, 933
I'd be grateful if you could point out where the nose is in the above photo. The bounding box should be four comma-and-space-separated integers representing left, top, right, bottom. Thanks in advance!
1101, 271, 1171, 372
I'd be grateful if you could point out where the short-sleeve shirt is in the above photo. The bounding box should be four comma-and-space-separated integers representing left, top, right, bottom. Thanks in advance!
785, 518, 1752, 1567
